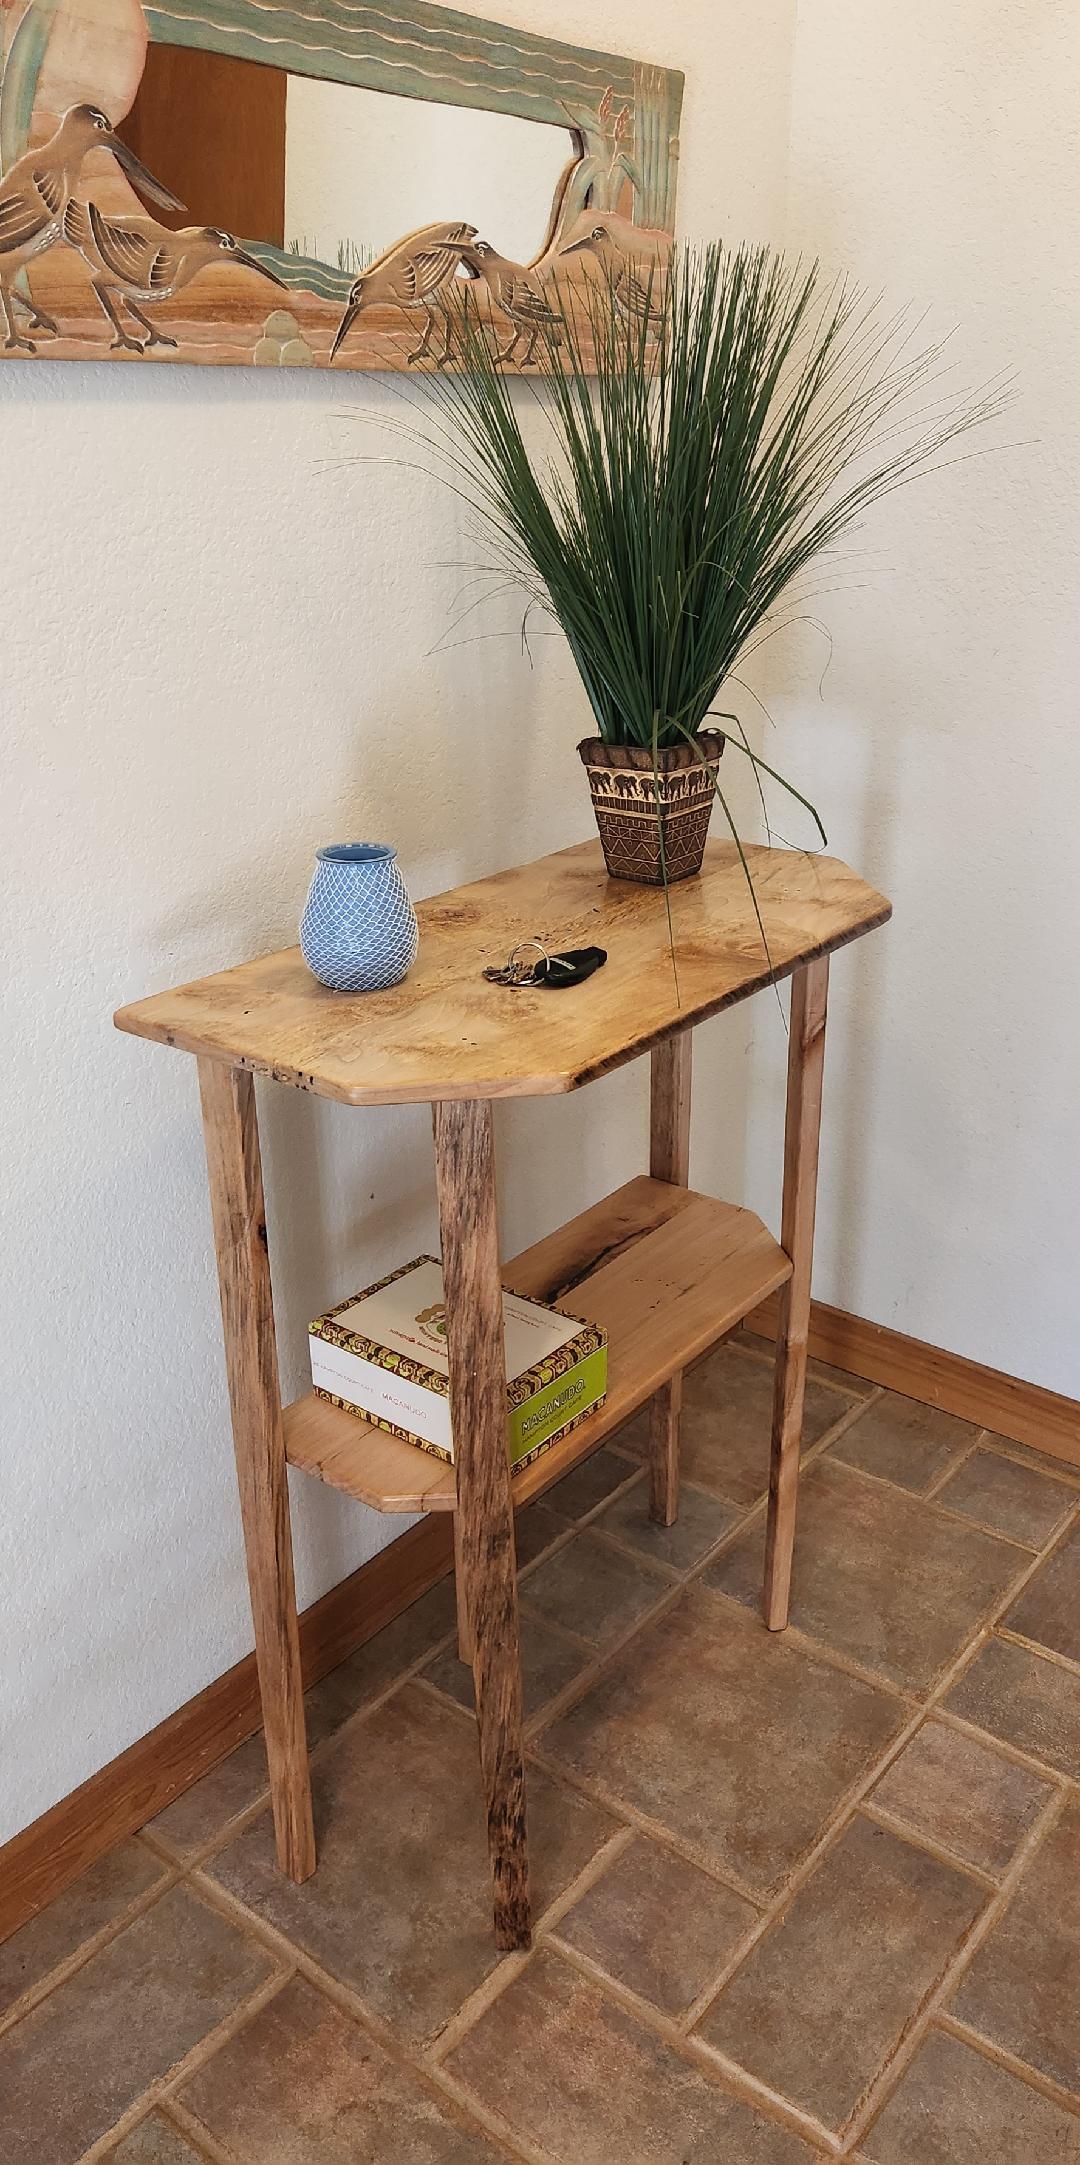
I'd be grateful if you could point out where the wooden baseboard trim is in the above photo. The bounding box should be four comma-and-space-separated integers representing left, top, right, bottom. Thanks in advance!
0, 1513, 453, 1947
747, 1296, 1080, 1469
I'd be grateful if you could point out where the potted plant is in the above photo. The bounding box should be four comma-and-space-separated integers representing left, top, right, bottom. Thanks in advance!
411, 241, 996, 888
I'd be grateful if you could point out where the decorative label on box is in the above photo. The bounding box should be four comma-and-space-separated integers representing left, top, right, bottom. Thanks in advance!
309, 1256, 608, 1475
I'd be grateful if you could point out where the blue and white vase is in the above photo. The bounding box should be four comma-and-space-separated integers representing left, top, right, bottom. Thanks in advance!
300, 843, 418, 992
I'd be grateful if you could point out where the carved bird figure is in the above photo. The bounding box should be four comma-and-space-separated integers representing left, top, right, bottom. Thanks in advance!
459, 238, 562, 366
330, 221, 477, 367
559, 220, 658, 327
63, 198, 287, 351
0, 103, 181, 351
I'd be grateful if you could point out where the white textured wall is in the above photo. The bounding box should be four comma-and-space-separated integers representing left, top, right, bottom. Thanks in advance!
0, 0, 795, 1839
742, 0, 1080, 1400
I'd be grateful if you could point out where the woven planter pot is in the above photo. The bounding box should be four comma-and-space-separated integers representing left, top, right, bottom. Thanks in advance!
578, 733, 725, 885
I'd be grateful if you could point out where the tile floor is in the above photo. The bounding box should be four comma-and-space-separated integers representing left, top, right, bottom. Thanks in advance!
5, 1333, 1080, 2162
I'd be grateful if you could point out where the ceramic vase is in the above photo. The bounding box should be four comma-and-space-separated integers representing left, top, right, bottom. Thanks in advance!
300, 843, 418, 992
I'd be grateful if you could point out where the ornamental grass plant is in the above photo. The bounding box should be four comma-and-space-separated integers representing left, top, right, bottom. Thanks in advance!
406, 240, 1001, 868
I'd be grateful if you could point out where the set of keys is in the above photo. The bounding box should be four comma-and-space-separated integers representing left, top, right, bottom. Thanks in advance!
482, 938, 608, 990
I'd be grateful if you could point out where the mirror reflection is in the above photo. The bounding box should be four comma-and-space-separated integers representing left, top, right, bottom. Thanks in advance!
119, 50, 576, 282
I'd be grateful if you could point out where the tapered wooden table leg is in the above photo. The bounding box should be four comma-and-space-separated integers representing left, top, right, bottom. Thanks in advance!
763, 958, 829, 1631
433, 1097, 530, 1950
198, 1058, 315, 1883
647, 1029, 692, 1526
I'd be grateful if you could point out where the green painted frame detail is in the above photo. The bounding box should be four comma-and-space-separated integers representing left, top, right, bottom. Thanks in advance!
144, 0, 683, 230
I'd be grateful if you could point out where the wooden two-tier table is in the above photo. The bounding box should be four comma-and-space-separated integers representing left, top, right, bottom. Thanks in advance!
115, 839, 890, 1952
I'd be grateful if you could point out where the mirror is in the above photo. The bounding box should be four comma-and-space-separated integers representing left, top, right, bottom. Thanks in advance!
117, 49, 576, 273
284, 82, 576, 275
0, 0, 682, 372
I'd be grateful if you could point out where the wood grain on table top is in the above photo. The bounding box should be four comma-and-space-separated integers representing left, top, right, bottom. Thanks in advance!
114, 841, 891, 1105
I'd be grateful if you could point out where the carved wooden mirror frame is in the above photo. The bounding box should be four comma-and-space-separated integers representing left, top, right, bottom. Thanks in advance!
0, 0, 682, 369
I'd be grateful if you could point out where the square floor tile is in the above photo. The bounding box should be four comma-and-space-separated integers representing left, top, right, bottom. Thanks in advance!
538, 1587, 904, 1895
614, 1344, 852, 1505
706, 1460, 1026, 1693
594, 1476, 739, 1573
0, 1840, 167, 2015
554, 1833, 756, 2017
520, 1529, 669, 1648
1003, 1522, 1080, 1663
302, 1579, 458, 1746
208, 1683, 616, 2044
149, 1735, 272, 1858
699, 1816, 985, 2135
952, 1793, 1080, 2095
447, 1944, 820, 2163
861, 2027, 1080, 2163
108, 2114, 208, 2163
513, 1501, 566, 1568
543, 1445, 639, 1522
423, 1613, 590, 1721
180, 1974, 505, 2163
0, 1884, 272, 2165
827, 1395, 976, 1495
679, 1345, 853, 1504
936, 1449, 1076, 1548
869, 1718, 1054, 1877
944, 1636, 1080, 1778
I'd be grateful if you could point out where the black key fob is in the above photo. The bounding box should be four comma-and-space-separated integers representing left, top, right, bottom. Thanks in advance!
539, 947, 607, 988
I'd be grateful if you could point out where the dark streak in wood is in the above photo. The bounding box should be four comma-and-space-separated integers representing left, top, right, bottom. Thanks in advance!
433, 1098, 531, 1950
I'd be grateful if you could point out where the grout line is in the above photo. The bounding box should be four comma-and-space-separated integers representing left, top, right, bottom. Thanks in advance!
430, 2065, 555, 2165
994, 1625, 1080, 1682
526, 1741, 766, 1909
680, 1607, 1014, 2041
568, 1518, 697, 1586
926, 1497, 1042, 1554
685, 2026, 844, 2155
933, 1702, 1075, 1786
147, 1633, 479, 1879
976, 1436, 1080, 1493
77, 1967, 294, 2164
694, 1577, 919, 1706
427, 1825, 637, 2066
920, 1437, 980, 1501
182, 1866, 553, 2165
807, 1449, 1047, 1558
162, 2098, 242, 2165
520, 1571, 703, 1745
550, 1934, 845, 2156
513, 1601, 601, 1655
853, 1801, 999, 1890
0, 1861, 181, 2042
934, 2010, 1080, 2121
841, 1785, 1069, 2153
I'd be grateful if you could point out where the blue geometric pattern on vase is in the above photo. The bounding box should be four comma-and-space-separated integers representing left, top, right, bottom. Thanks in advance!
300, 842, 419, 992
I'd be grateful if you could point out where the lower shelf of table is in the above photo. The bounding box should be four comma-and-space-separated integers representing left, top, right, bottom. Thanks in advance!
282, 1175, 792, 1515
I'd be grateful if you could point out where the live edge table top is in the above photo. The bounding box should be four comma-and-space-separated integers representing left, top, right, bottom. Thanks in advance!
114, 841, 891, 1105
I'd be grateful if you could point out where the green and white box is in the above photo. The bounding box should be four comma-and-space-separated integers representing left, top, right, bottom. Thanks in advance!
309, 1256, 608, 1475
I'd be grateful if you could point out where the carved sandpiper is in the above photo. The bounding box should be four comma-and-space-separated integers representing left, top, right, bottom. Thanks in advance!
0, 103, 180, 351
560, 220, 657, 326
63, 198, 287, 351
459, 239, 562, 366
330, 221, 477, 367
